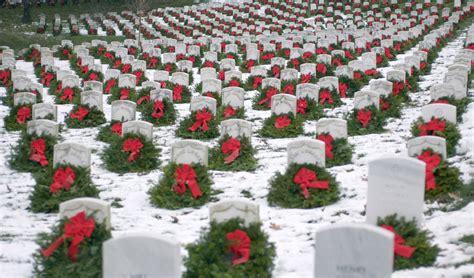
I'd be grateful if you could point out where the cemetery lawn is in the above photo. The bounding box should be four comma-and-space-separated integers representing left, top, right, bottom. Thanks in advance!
0, 0, 195, 52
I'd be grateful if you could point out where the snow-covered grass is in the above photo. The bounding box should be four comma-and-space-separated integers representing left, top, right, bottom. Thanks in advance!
0, 29, 473, 278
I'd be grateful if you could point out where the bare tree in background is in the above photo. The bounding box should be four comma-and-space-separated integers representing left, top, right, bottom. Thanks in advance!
128, 0, 151, 46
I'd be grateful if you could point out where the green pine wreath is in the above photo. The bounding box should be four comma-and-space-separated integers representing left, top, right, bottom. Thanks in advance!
140, 98, 176, 126
96, 121, 122, 143
267, 163, 340, 208
4, 104, 35, 131
296, 97, 324, 120
431, 97, 471, 122
410, 117, 461, 157
148, 163, 215, 209
209, 135, 258, 172
9, 132, 58, 173
347, 105, 386, 136
317, 134, 353, 168
54, 87, 82, 105
102, 133, 160, 174
64, 104, 106, 128
107, 87, 137, 104
379, 94, 404, 119
258, 113, 304, 138
29, 164, 99, 213
216, 105, 245, 122
175, 110, 219, 140
377, 214, 439, 271
33, 216, 111, 277
184, 218, 276, 278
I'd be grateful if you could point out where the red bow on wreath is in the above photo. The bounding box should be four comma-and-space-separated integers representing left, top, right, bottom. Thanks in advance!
50, 166, 76, 193
296, 98, 308, 114
218, 70, 225, 81
344, 50, 354, 59
88, 73, 98, 81
316, 64, 327, 75
81, 65, 89, 74
122, 138, 144, 162
227, 229, 251, 266
164, 64, 174, 72
189, 109, 212, 132
317, 134, 334, 160
274, 115, 291, 129
252, 76, 263, 89
332, 58, 342, 66
42, 211, 95, 262
364, 69, 378, 76
258, 87, 278, 107
61, 88, 75, 102
16, 106, 31, 124
133, 71, 144, 85
104, 79, 117, 94
354, 71, 362, 80
148, 57, 159, 68
224, 106, 236, 118
319, 90, 333, 105
282, 83, 295, 95
380, 98, 391, 111
246, 60, 255, 72
271, 65, 280, 78
300, 73, 312, 84
221, 138, 241, 164
203, 60, 214, 68
384, 48, 393, 59
0, 69, 10, 85
293, 167, 329, 199
111, 122, 122, 136
173, 85, 183, 102
137, 95, 151, 105
338, 82, 348, 98
418, 118, 445, 136
173, 164, 202, 198
42, 73, 55, 87
119, 88, 130, 100
291, 58, 300, 68
392, 82, 404, 96
30, 138, 48, 166
417, 150, 441, 191
121, 64, 131, 74
381, 225, 416, 258
151, 100, 165, 119
70, 107, 90, 121
357, 109, 372, 128
229, 79, 240, 87
303, 51, 313, 60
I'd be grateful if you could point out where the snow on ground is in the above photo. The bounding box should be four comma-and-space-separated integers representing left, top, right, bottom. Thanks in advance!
0, 28, 473, 278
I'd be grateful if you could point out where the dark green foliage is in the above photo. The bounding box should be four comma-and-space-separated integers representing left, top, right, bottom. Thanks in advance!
33, 216, 111, 278
258, 113, 304, 138
184, 218, 276, 278
347, 105, 386, 136
4, 104, 33, 131
318, 88, 343, 108
297, 97, 324, 121
148, 163, 215, 209
108, 87, 137, 104
9, 132, 57, 173
377, 215, 439, 271
267, 163, 340, 208
423, 153, 463, 202
338, 76, 363, 97
96, 121, 121, 143
30, 165, 99, 213
216, 106, 245, 122
140, 99, 176, 126
102, 134, 160, 174
410, 117, 461, 157
209, 135, 258, 172
460, 235, 474, 245
176, 110, 219, 140
321, 136, 353, 168
64, 105, 106, 128
432, 97, 471, 122
380, 94, 404, 119
54, 87, 82, 104
252, 88, 278, 111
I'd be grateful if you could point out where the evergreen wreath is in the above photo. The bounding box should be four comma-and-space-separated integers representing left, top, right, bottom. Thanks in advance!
410, 117, 461, 157
4, 104, 34, 131
102, 133, 160, 174
267, 163, 340, 208
216, 105, 245, 122
140, 98, 176, 126
184, 218, 276, 278
9, 132, 58, 173
316, 133, 353, 167
208, 135, 258, 172
258, 113, 304, 138
29, 164, 99, 213
347, 105, 386, 136
296, 97, 324, 121
148, 163, 215, 209
175, 109, 220, 139
96, 121, 123, 143
55, 87, 82, 105
318, 88, 343, 108
64, 104, 106, 129
108, 87, 137, 104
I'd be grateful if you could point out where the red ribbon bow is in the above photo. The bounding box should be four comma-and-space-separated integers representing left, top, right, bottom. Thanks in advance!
218, 70, 225, 81
380, 98, 391, 111
293, 167, 329, 199
319, 90, 333, 105
381, 225, 416, 258
88, 73, 98, 81
137, 95, 151, 105
253, 76, 263, 89
271, 65, 280, 78
332, 58, 342, 66
173, 85, 183, 102
50, 166, 76, 193
303, 51, 313, 60
246, 60, 255, 71
229, 79, 240, 87
111, 122, 122, 136
81, 65, 89, 74
344, 50, 353, 59
151, 100, 165, 119
119, 88, 130, 100
364, 69, 378, 76
384, 48, 393, 59
70, 107, 90, 121
104, 79, 117, 94
300, 73, 312, 84
29, 138, 48, 166
417, 150, 441, 191
133, 71, 144, 85
338, 82, 347, 98
354, 71, 362, 80
296, 98, 308, 114
357, 109, 372, 128
224, 106, 236, 118
227, 229, 251, 266
221, 138, 241, 164
61, 88, 75, 102
148, 57, 159, 68
316, 48, 326, 54
291, 58, 300, 68
392, 81, 405, 96
203, 60, 215, 68
316, 63, 327, 75
16, 106, 31, 124
41, 73, 55, 87
121, 64, 131, 74
42, 211, 95, 261
189, 109, 212, 132
122, 138, 144, 162
173, 164, 202, 198
258, 87, 278, 107
274, 115, 291, 129
283, 83, 295, 95
317, 134, 334, 160
418, 118, 446, 136
62, 49, 71, 57
164, 64, 174, 72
